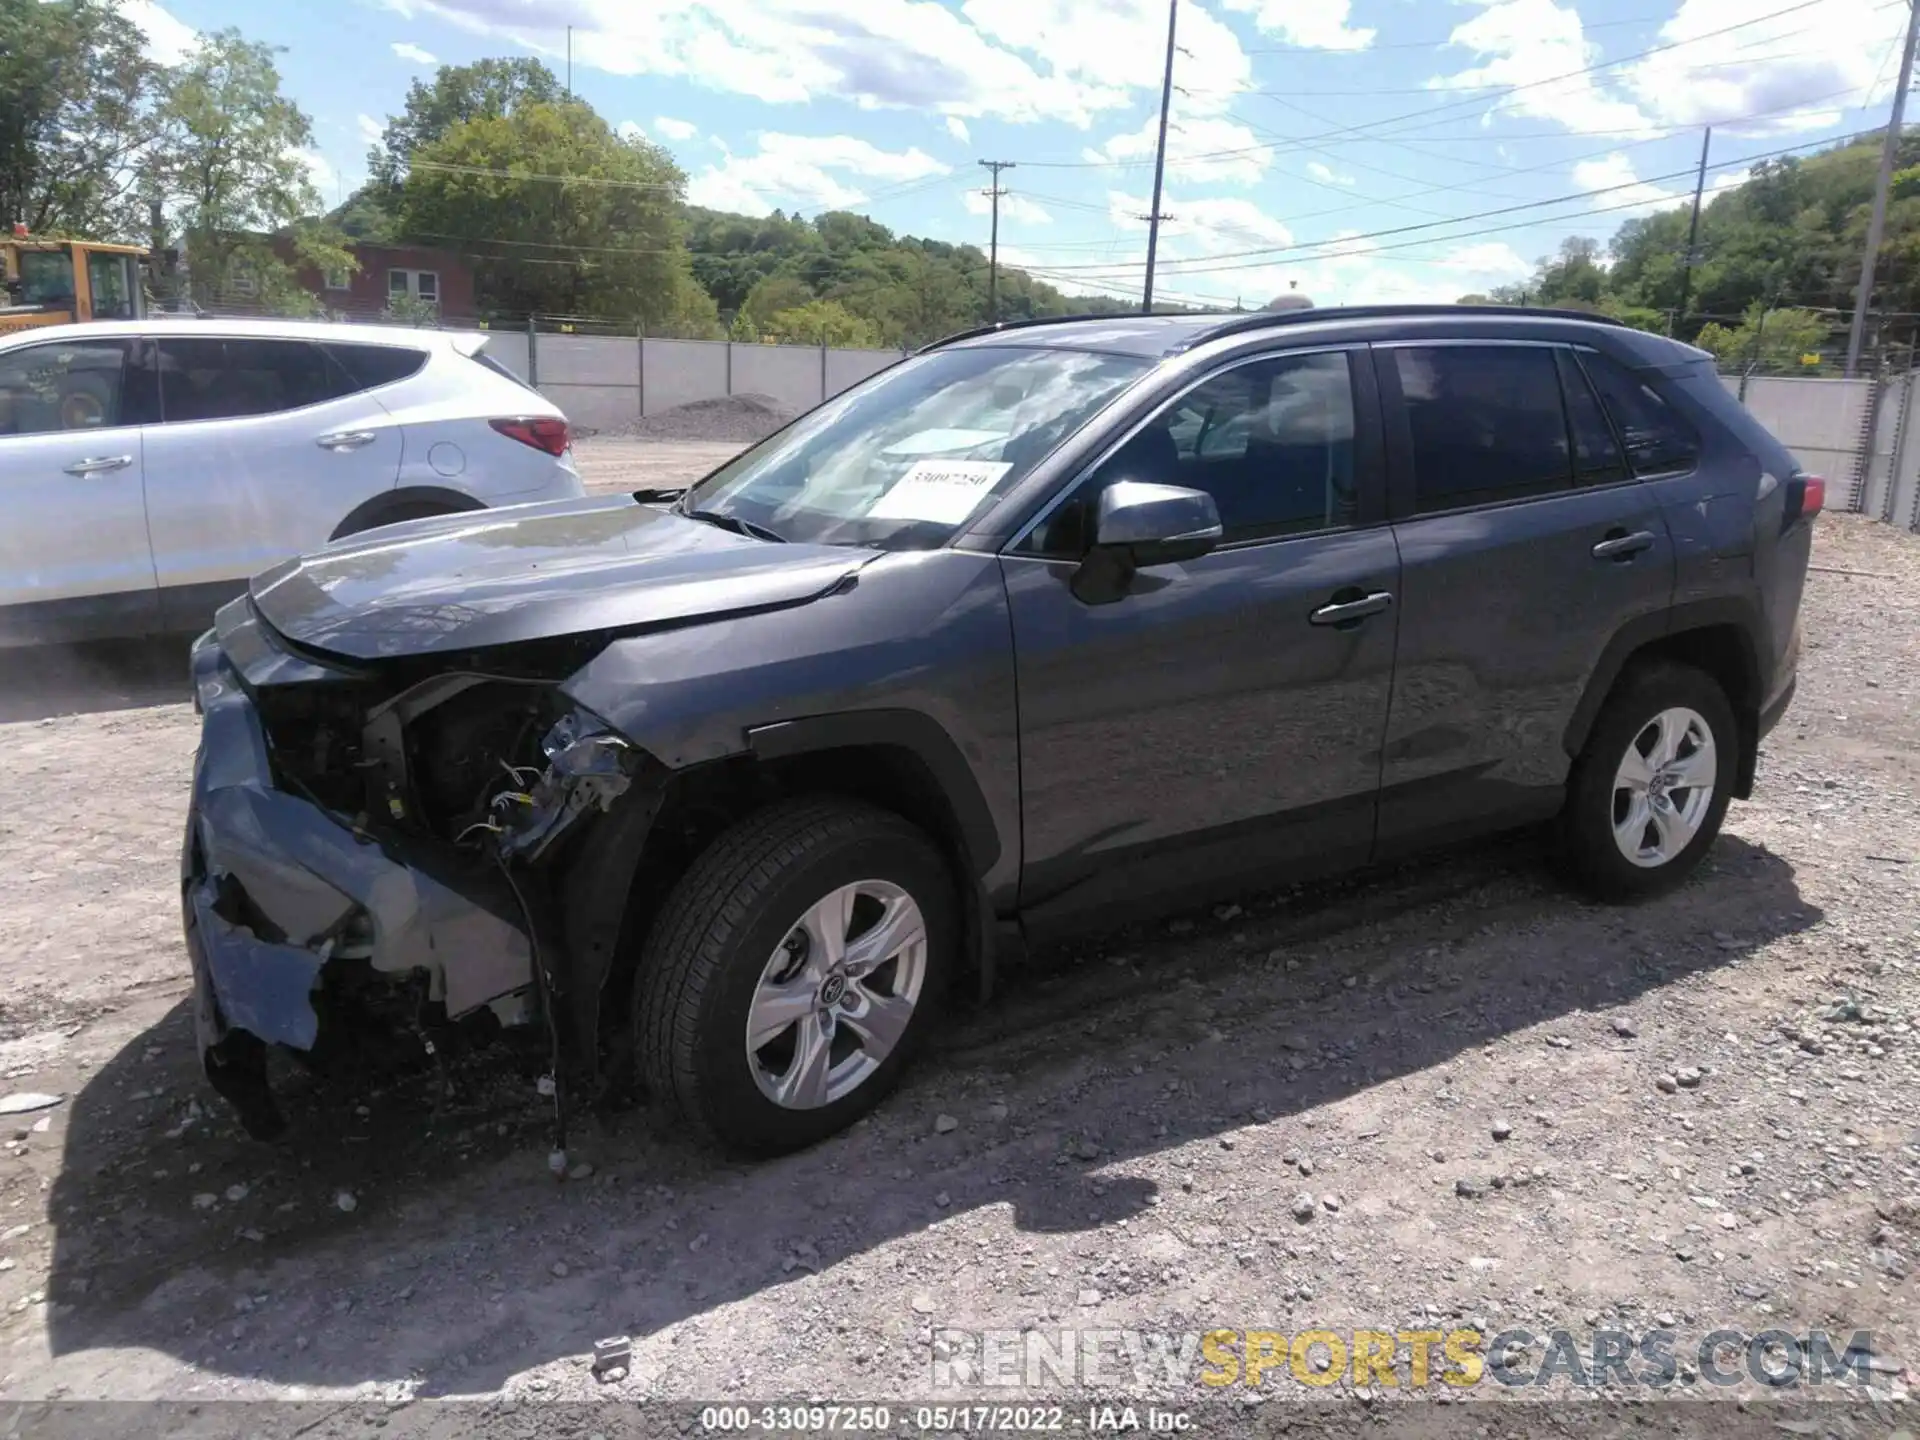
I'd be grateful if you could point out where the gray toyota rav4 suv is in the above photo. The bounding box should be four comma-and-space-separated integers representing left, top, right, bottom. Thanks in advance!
182, 305, 1818, 1155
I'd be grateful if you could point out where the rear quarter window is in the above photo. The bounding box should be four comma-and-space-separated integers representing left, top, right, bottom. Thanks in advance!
325, 342, 429, 392
1575, 348, 1701, 476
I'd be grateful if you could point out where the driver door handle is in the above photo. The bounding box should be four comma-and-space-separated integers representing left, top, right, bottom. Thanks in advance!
1309, 590, 1394, 626
1592, 529, 1657, 561
316, 430, 378, 452
63, 455, 134, 476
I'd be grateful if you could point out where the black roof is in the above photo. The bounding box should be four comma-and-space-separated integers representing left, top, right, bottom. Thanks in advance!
924, 304, 1635, 359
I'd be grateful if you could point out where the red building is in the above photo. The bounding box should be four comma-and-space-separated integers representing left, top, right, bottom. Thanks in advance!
283, 240, 477, 320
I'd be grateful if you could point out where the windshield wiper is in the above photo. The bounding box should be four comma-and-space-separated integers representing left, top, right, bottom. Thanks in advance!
681, 508, 787, 543
632, 486, 688, 502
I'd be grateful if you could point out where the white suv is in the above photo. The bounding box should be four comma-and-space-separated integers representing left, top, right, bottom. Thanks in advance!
0, 317, 584, 647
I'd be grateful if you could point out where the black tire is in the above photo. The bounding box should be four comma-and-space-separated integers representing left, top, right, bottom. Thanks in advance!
1558, 660, 1737, 902
634, 797, 958, 1156
334, 501, 462, 539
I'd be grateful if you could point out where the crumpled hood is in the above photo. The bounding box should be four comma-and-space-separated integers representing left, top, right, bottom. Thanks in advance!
249, 494, 871, 661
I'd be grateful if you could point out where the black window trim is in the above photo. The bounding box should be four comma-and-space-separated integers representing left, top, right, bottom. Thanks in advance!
1569, 344, 1702, 482
1373, 337, 1653, 523
1004, 341, 1387, 559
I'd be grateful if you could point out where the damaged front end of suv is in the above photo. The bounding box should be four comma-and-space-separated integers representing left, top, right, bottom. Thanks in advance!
180, 495, 877, 1142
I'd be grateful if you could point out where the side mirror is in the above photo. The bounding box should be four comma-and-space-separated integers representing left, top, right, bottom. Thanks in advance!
1093, 480, 1222, 567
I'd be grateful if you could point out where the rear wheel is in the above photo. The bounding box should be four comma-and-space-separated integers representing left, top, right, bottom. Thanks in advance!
333, 501, 463, 539
1559, 661, 1736, 901
633, 798, 957, 1156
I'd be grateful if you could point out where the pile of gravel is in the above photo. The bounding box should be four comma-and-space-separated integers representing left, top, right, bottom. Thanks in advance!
611, 393, 797, 443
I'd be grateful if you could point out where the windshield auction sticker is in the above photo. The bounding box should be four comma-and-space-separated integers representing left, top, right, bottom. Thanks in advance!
868, 460, 1013, 524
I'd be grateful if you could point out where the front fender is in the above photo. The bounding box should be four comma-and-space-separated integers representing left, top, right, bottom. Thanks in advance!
559, 549, 1022, 902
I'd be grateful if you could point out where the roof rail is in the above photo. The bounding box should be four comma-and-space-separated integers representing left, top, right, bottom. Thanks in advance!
917, 311, 1205, 352
1190, 303, 1628, 347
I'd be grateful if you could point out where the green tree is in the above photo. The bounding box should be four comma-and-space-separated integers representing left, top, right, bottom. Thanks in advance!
740, 272, 815, 331
146, 29, 351, 311
762, 298, 880, 347
369, 58, 562, 191
394, 99, 699, 326
0, 0, 159, 238
727, 308, 760, 342
1693, 306, 1830, 375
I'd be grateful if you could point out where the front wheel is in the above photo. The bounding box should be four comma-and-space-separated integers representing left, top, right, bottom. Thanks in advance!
1559, 661, 1737, 902
633, 798, 957, 1156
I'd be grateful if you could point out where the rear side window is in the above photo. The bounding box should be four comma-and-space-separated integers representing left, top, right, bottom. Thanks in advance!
156, 338, 344, 422
1393, 345, 1571, 512
1555, 348, 1628, 486
1576, 349, 1700, 476
325, 342, 427, 391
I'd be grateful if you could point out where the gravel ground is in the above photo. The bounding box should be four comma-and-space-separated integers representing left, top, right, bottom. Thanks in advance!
597, 393, 796, 444
0, 454, 1914, 1429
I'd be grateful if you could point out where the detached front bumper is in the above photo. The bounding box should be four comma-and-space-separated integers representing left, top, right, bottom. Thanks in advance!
182, 630, 535, 1137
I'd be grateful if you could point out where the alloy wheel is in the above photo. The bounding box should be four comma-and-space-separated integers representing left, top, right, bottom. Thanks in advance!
1610, 705, 1717, 869
745, 879, 928, 1109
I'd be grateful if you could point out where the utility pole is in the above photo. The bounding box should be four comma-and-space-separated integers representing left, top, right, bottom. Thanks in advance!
1848, 0, 1920, 376
1142, 0, 1179, 314
1674, 125, 1711, 335
979, 160, 1015, 324
566, 26, 573, 98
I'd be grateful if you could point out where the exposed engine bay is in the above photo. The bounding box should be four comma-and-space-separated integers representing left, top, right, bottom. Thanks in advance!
184, 600, 652, 1152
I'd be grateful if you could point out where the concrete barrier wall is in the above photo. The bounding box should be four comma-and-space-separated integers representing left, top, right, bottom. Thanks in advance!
471, 331, 910, 430
731, 343, 829, 413
827, 348, 902, 395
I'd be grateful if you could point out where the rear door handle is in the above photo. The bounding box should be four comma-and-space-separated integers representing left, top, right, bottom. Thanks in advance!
316, 430, 378, 452
1592, 529, 1657, 561
1309, 591, 1394, 626
62, 455, 133, 476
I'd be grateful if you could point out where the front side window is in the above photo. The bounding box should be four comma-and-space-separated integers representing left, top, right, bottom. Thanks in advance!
156, 338, 345, 422
680, 345, 1150, 549
1577, 349, 1701, 476
18, 252, 75, 306
1395, 345, 1571, 513
1086, 351, 1358, 542
0, 340, 128, 436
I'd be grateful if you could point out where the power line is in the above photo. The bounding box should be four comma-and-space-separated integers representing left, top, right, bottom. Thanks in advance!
1021, 131, 1866, 281
1239, 11, 1668, 53
1020, 0, 1896, 170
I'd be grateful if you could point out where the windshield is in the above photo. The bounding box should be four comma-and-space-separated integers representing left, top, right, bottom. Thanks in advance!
678, 345, 1151, 548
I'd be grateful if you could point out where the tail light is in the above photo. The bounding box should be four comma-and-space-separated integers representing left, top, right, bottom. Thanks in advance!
1783, 472, 1825, 528
490, 416, 570, 456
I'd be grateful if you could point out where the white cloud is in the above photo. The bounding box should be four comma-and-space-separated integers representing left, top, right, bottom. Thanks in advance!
962, 188, 1052, 224
1306, 161, 1354, 186
1570, 152, 1746, 217
654, 116, 698, 141
1429, 0, 1909, 140
686, 133, 949, 215
116, 0, 196, 65
961, 0, 1252, 116
1221, 0, 1373, 52
1428, 0, 1647, 135
1621, 0, 1908, 134
358, 114, 385, 147
1087, 114, 1270, 186
618, 120, 646, 141
376, 0, 1237, 126
946, 116, 972, 143
294, 149, 338, 199
391, 41, 438, 64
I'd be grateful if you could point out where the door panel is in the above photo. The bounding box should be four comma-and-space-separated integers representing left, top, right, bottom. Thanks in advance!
0, 338, 158, 642
1376, 342, 1675, 851
1005, 526, 1401, 931
143, 337, 402, 607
